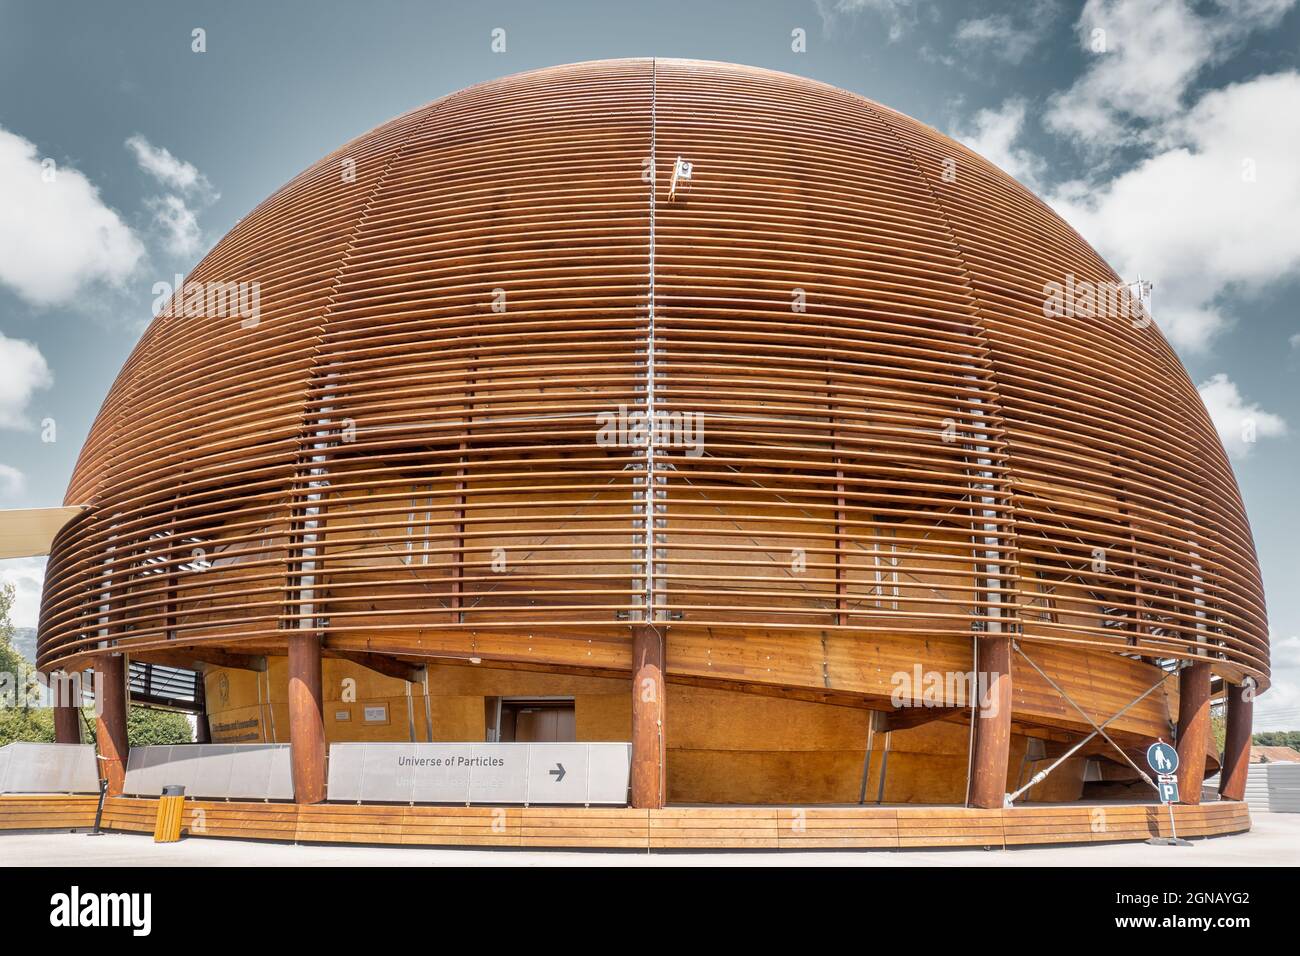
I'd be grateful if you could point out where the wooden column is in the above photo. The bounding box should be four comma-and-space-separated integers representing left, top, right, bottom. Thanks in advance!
94, 655, 129, 796
968, 634, 1012, 809
288, 633, 326, 804
1218, 679, 1253, 802
1175, 660, 1211, 805
630, 625, 665, 809
50, 671, 82, 744
54, 703, 82, 744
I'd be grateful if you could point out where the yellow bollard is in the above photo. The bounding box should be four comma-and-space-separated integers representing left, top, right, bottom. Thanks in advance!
153, 785, 186, 843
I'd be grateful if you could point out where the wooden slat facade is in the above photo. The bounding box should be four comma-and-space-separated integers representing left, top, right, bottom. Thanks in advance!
37, 59, 1267, 706
0, 795, 1248, 850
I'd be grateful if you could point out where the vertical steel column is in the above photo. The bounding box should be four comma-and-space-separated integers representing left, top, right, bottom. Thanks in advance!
967, 386, 1012, 809
629, 61, 666, 810
193, 669, 211, 744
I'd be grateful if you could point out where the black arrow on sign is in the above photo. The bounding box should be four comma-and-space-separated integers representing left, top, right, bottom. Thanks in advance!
549, 763, 566, 783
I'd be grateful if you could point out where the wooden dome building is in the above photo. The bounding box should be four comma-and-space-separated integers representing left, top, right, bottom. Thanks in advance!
38, 60, 1267, 814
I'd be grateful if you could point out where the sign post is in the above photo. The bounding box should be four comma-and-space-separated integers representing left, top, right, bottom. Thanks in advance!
1145, 741, 1192, 847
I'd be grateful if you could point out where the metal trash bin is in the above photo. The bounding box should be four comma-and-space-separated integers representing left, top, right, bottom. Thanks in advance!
153, 784, 185, 843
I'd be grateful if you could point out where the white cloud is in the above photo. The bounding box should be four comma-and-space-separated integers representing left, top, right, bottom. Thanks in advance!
1048, 72, 1300, 351
0, 465, 24, 497
125, 134, 213, 197
146, 194, 204, 258
815, 0, 915, 41
1045, 0, 1296, 147
954, 2, 1059, 65
125, 134, 217, 259
0, 332, 53, 430
1197, 373, 1287, 459
1255, 633, 1300, 730
952, 98, 1045, 188
0, 125, 145, 306
0, 556, 46, 629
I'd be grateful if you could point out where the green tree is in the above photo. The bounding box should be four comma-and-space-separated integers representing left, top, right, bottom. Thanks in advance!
1211, 713, 1227, 753
1254, 730, 1300, 749
127, 707, 192, 746
0, 706, 55, 746
3, 583, 191, 747
0, 584, 47, 746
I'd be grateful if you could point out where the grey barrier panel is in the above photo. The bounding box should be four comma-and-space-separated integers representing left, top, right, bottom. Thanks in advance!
127, 745, 172, 796
0, 743, 99, 794
326, 743, 366, 802
190, 744, 237, 798
362, 743, 406, 803
527, 743, 588, 804
325, 742, 631, 805
123, 744, 293, 799
469, 743, 530, 804
411, 744, 473, 803
588, 743, 633, 804
267, 745, 295, 800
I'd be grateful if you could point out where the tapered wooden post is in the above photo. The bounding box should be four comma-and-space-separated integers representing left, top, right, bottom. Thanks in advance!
969, 635, 1012, 809
1219, 678, 1253, 802
630, 625, 665, 809
50, 670, 82, 744
94, 655, 129, 795
1175, 661, 1211, 805
288, 633, 326, 803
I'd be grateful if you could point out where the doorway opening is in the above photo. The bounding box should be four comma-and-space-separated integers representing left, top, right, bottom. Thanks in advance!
489, 697, 576, 742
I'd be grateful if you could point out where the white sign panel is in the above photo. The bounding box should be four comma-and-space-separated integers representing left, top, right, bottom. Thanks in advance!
327, 742, 631, 805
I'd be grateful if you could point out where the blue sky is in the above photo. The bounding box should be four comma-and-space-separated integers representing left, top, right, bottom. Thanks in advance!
1, 0, 1298, 727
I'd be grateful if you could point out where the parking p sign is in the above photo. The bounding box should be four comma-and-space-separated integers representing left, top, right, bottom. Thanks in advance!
1157, 777, 1179, 804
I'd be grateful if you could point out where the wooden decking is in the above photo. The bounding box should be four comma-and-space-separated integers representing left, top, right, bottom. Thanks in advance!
1, 795, 1251, 850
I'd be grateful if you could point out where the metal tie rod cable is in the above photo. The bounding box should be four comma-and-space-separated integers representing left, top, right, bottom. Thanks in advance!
1013, 641, 1163, 793
1005, 644, 1176, 804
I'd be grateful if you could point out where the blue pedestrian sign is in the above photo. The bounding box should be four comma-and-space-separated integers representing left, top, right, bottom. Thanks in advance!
1146, 741, 1179, 775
